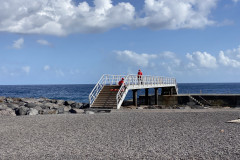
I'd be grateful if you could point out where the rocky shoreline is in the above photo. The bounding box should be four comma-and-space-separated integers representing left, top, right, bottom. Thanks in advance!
0, 97, 89, 116
1, 96, 236, 116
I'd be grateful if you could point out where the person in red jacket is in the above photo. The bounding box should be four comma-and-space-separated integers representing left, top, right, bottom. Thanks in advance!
138, 69, 143, 84
118, 78, 124, 86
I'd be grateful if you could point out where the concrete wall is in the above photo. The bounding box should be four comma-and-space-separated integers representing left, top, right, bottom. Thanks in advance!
138, 94, 240, 107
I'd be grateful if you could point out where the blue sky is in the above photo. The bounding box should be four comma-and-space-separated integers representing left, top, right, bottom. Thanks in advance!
1, 0, 240, 84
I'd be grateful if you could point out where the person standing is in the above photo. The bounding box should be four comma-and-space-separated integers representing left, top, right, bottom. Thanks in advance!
138, 69, 143, 84
118, 78, 124, 86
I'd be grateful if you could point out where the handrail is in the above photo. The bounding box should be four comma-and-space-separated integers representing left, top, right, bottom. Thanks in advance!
89, 74, 126, 107
116, 74, 177, 109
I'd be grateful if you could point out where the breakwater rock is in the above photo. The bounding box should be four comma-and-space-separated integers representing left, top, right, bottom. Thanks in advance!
0, 97, 89, 116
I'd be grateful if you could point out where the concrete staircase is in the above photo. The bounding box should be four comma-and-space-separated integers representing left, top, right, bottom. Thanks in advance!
91, 85, 120, 109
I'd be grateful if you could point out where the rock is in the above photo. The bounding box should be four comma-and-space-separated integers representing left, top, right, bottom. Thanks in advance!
12, 97, 22, 103
0, 104, 9, 110
81, 103, 90, 109
137, 107, 144, 109
7, 103, 19, 110
69, 109, 77, 114
65, 101, 75, 106
57, 107, 64, 114
22, 98, 38, 104
69, 108, 84, 114
15, 106, 29, 116
56, 100, 65, 105
74, 109, 84, 114
84, 110, 95, 115
64, 106, 71, 112
5, 97, 14, 103
33, 106, 43, 111
37, 98, 49, 103
27, 108, 38, 115
47, 109, 58, 114
0, 108, 16, 116
63, 101, 70, 106
25, 103, 37, 108
70, 102, 83, 109
0, 96, 6, 103
49, 99, 57, 104
44, 103, 60, 109
40, 105, 50, 109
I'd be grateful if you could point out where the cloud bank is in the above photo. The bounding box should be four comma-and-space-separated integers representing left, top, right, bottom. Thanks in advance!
0, 0, 217, 36
115, 45, 240, 75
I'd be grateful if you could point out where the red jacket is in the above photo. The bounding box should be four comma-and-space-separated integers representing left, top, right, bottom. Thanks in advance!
138, 71, 142, 78
118, 80, 124, 86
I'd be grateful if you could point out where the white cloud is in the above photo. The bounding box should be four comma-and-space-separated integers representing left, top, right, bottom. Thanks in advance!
116, 50, 157, 67
114, 50, 182, 76
160, 51, 181, 66
135, 0, 217, 29
43, 65, 50, 71
22, 66, 30, 74
219, 51, 240, 68
0, 0, 135, 36
0, 0, 217, 36
232, 0, 239, 3
186, 51, 218, 68
13, 38, 24, 49
37, 39, 51, 46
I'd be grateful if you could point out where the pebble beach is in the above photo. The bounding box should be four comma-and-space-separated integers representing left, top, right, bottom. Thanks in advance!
0, 109, 240, 159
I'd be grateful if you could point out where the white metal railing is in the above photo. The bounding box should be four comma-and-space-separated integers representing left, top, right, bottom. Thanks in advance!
116, 74, 177, 109
89, 74, 126, 107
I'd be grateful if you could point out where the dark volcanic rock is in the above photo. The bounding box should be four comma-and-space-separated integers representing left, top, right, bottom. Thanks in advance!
81, 103, 89, 109
69, 109, 77, 114
70, 102, 83, 109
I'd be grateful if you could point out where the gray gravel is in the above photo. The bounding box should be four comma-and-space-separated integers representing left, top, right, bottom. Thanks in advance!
0, 109, 240, 159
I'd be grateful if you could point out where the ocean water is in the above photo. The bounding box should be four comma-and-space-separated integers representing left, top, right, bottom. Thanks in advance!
0, 83, 240, 103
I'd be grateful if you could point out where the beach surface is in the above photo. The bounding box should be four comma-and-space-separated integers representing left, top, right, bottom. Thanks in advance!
0, 109, 240, 159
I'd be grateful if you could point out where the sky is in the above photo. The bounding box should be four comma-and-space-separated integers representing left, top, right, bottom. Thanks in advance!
1, 0, 240, 84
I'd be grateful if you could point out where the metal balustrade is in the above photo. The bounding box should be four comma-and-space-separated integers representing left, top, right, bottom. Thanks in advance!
89, 74, 178, 109
89, 74, 126, 106
116, 75, 178, 109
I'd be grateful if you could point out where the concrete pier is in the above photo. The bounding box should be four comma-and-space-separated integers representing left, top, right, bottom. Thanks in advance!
145, 89, 149, 105
155, 88, 158, 105
133, 89, 138, 106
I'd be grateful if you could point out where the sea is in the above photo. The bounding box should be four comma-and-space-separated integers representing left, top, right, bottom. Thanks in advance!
0, 83, 240, 103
